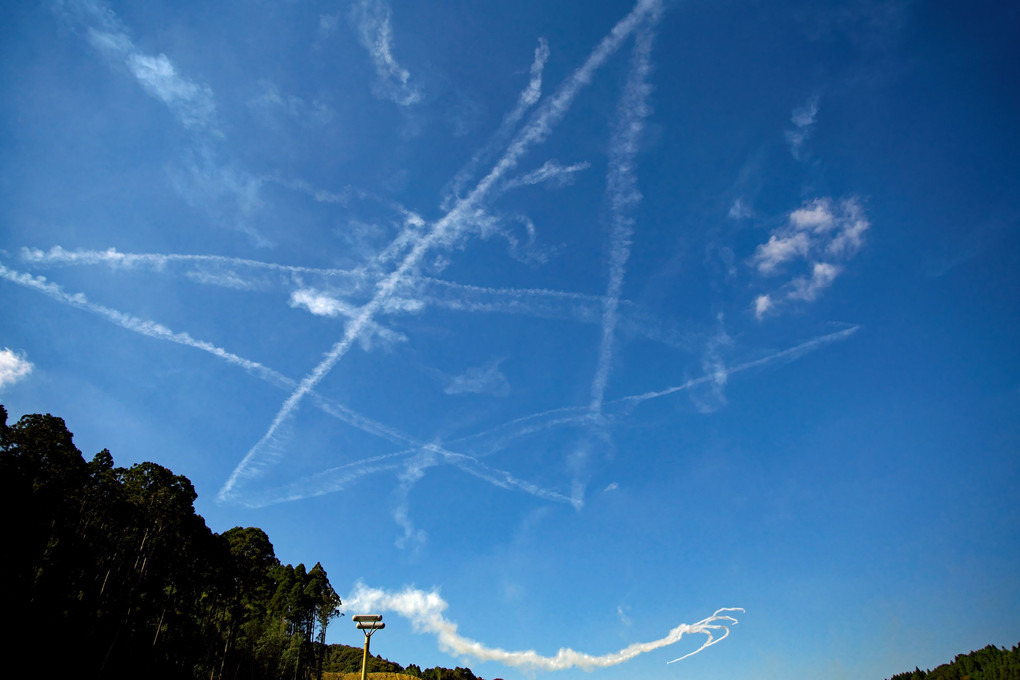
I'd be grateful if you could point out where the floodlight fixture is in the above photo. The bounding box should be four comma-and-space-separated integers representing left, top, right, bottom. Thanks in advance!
352, 615, 382, 622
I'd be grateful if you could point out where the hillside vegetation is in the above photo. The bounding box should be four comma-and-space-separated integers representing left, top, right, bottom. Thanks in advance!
887, 644, 1020, 680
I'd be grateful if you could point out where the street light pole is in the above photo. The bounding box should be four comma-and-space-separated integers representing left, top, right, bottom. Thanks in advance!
353, 615, 385, 680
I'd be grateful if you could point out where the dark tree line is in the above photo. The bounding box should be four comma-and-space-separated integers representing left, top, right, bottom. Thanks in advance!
887, 643, 1020, 680
0, 406, 341, 680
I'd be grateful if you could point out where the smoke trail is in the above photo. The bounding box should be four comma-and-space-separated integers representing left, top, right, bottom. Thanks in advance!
346, 583, 741, 671
218, 0, 665, 503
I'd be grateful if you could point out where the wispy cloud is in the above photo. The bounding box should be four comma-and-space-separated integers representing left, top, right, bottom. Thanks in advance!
785, 94, 819, 160
350, 0, 423, 107
690, 316, 733, 413
51, 0, 278, 243
0, 348, 33, 389
288, 288, 408, 350
58, 0, 220, 135
346, 583, 741, 670
444, 360, 510, 397
502, 159, 592, 192
728, 197, 754, 220
249, 80, 334, 127
751, 196, 869, 318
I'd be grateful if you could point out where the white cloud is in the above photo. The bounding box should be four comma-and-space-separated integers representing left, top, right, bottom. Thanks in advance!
126, 53, 218, 132
345, 583, 741, 670
289, 288, 354, 318
690, 319, 733, 413
288, 288, 408, 350
788, 262, 841, 301
753, 231, 812, 274
83, 21, 219, 134
445, 361, 510, 397
0, 348, 33, 389
789, 199, 835, 231
791, 96, 819, 128
351, 0, 423, 106
785, 94, 819, 160
750, 197, 869, 317
728, 197, 754, 220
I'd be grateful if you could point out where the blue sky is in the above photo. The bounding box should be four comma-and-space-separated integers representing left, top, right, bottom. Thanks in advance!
2, 0, 1018, 677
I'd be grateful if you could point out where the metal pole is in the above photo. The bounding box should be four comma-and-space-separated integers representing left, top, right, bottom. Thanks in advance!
360, 632, 371, 680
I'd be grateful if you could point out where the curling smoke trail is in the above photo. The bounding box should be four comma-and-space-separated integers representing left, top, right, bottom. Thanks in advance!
346, 583, 741, 671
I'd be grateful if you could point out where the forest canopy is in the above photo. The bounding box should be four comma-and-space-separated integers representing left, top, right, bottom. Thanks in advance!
0, 405, 501, 680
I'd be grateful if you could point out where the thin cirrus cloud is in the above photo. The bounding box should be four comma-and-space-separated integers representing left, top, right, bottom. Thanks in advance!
54, 0, 276, 244
751, 196, 870, 318
0, 348, 33, 389
785, 94, 819, 160
346, 582, 742, 671
444, 360, 511, 397
63, 0, 220, 135
350, 0, 423, 107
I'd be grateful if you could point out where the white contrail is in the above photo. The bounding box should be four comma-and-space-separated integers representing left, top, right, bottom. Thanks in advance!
346, 583, 741, 671
500, 159, 592, 192
214, 323, 859, 510
0, 263, 287, 386
23, 246, 695, 348
589, 8, 661, 414
1, 260, 571, 512
21, 246, 372, 291
614, 325, 861, 407
218, 0, 665, 503
443, 37, 550, 208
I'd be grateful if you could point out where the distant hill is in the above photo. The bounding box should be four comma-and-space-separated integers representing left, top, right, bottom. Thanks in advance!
886, 643, 1020, 680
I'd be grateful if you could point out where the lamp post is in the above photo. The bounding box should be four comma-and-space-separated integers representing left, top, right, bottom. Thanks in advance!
353, 614, 385, 680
